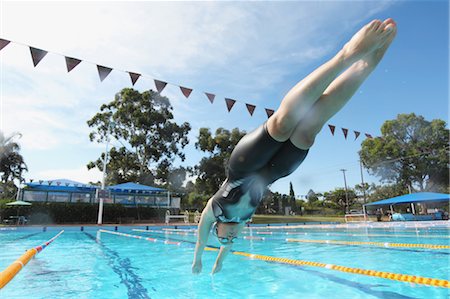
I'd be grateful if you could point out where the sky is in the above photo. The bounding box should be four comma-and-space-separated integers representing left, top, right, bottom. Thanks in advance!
0, 1, 448, 198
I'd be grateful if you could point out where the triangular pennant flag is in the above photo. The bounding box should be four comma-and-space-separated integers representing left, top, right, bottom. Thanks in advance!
246, 104, 256, 116
205, 92, 215, 103
328, 124, 336, 136
97, 65, 113, 82
180, 86, 193, 98
225, 98, 236, 112
65, 56, 82, 72
29, 47, 48, 67
265, 108, 274, 118
354, 131, 361, 140
0, 39, 11, 51
342, 128, 348, 139
365, 133, 373, 139
154, 80, 167, 93
129, 72, 141, 86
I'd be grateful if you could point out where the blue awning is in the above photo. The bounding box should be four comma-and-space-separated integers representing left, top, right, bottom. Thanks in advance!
365, 192, 450, 207
107, 182, 166, 194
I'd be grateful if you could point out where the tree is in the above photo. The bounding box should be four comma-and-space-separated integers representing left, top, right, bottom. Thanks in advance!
193, 127, 246, 195
289, 181, 297, 212
0, 132, 27, 198
360, 113, 449, 192
323, 188, 357, 213
87, 88, 191, 186
367, 183, 407, 203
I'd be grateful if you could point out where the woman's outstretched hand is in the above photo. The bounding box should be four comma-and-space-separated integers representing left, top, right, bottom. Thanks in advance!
192, 260, 202, 274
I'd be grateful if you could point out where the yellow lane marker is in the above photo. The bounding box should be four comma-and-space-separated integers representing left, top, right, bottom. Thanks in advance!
286, 238, 450, 250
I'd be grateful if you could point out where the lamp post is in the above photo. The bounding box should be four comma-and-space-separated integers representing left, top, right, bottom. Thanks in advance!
97, 121, 114, 225
359, 160, 367, 204
340, 169, 349, 214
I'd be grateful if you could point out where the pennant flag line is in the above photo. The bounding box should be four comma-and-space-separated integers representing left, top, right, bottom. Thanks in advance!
205, 92, 215, 104
29, 47, 48, 67
342, 128, 348, 139
180, 86, 193, 98
129, 72, 141, 86
2, 38, 377, 140
65, 57, 82, 73
225, 98, 236, 112
97, 65, 113, 82
265, 108, 274, 118
328, 124, 336, 136
0, 38, 10, 51
246, 104, 256, 116
154, 80, 167, 93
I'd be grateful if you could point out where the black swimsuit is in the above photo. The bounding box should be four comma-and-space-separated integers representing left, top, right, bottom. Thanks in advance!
211, 123, 309, 222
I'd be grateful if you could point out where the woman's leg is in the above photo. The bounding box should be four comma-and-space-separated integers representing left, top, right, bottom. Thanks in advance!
289, 19, 397, 149
267, 19, 392, 143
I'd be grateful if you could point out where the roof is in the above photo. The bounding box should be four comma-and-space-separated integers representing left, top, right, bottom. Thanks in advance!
365, 192, 450, 206
24, 179, 166, 194
107, 182, 166, 194
25, 179, 96, 192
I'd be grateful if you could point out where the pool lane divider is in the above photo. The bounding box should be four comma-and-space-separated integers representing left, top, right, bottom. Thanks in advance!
0, 230, 64, 289
102, 229, 449, 288
286, 238, 450, 250
133, 228, 197, 236
99, 229, 183, 245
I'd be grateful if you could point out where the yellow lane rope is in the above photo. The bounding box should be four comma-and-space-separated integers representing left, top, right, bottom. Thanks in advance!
242, 231, 450, 239
104, 230, 449, 288
0, 230, 64, 289
225, 249, 450, 288
286, 238, 450, 250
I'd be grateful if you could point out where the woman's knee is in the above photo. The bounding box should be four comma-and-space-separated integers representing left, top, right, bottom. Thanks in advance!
266, 113, 297, 141
290, 128, 317, 150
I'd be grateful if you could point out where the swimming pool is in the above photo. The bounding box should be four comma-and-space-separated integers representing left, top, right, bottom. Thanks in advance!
1, 222, 449, 299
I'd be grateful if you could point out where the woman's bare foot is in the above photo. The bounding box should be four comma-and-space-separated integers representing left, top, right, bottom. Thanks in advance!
362, 18, 397, 68
341, 19, 393, 66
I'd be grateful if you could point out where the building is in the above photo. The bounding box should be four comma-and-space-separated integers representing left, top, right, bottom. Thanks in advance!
20, 179, 180, 209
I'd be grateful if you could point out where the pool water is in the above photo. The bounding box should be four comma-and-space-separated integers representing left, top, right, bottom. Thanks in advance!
0, 222, 449, 299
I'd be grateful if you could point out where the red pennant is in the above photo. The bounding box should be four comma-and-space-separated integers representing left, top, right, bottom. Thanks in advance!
129, 72, 141, 86
246, 104, 256, 116
0, 39, 10, 51
65, 56, 81, 72
265, 108, 274, 118
365, 133, 373, 139
328, 124, 336, 136
342, 128, 348, 139
354, 131, 360, 140
154, 80, 167, 93
29, 47, 48, 67
225, 98, 236, 112
180, 86, 193, 98
205, 92, 215, 103
97, 65, 112, 82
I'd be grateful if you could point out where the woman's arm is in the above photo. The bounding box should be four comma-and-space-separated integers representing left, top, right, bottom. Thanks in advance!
192, 199, 215, 274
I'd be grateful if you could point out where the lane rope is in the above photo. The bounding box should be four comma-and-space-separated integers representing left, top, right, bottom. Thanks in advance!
242, 231, 450, 239
102, 229, 449, 288
286, 238, 450, 250
0, 230, 64, 289
99, 229, 182, 245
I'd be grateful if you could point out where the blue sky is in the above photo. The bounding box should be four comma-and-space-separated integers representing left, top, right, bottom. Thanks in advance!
0, 1, 448, 197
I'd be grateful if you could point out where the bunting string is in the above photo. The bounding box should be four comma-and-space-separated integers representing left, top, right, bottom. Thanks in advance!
0, 38, 375, 140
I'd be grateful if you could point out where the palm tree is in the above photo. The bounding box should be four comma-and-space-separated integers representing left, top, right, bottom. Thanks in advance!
0, 131, 27, 184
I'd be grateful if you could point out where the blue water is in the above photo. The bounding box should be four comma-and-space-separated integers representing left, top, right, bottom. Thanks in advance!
0, 223, 449, 299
